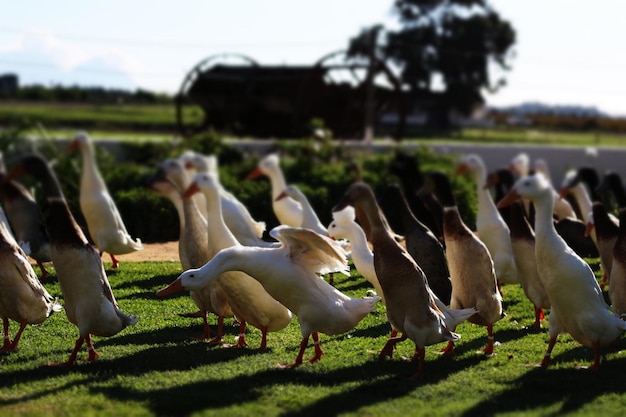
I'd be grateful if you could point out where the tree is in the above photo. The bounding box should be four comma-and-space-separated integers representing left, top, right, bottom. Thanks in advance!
349, 0, 515, 128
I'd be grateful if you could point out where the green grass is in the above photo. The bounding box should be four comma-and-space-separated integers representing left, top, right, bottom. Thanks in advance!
0, 102, 202, 134
4, 101, 626, 147
2, 258, 626, 417
454, 128, 626, 147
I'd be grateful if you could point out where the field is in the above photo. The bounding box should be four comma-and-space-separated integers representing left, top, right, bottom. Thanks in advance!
1, 252, 626, 417
0, 102, 201, 136
3, 101, 626, 147
2, 102, 626, 416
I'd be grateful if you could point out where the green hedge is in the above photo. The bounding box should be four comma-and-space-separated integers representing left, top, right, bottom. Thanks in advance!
0, 129, 475, 243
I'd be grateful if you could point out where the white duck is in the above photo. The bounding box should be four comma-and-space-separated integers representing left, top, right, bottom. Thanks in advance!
333, 181, 477, 377
181, 151, 270, 246
0, 219, 61, 353
178, 172, 293, 349
510, 152, 576, 220
158, 224, 380, 368
247, 154, 303, 227
147, 171, 233, 343
560, 169, 595, 225
69, 132, 143, 268
498, 173, 626, 369
327, 206, 383, 302
8, 154, 137, 366
456, 153, 519, 286
276, 184, 328, 235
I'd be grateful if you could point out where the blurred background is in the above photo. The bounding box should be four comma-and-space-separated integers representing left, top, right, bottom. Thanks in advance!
1, 0, 625, 139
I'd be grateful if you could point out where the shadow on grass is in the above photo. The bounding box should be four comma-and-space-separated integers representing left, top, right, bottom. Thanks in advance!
347, 322, 394, 340
0, 323, 495, 417
86, 348, 489, 417
334, 279, 374, 294
442, 324, 533, 357
460, 352, 626, 417
0, 340, 267, 390
112, 272, 180, 293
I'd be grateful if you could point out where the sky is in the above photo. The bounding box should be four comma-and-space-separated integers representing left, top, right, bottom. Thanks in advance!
2, 0, 626, 116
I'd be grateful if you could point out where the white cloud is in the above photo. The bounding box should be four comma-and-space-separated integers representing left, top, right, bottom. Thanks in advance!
0, 29, 142, 89
19, 30, 88, 70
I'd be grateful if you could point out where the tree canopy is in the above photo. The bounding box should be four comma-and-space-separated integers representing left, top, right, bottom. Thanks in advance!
349, 0, 516, 125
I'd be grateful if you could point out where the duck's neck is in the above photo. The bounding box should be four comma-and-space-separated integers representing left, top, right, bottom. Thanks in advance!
47, 199, 90, 246
170, 171, 205, 229
358, 197, 386, 234
343, 222, 373, 271
529, 191, 560, 243
295, 191, 322, 228
163, 192, 185, 230
391, 187, 422, 231
202, 187, 238, 248
194, 245, 273, 288
430, 174, 456, 208
570, 184, 593, 221
442, 205, 473, 238
269, 170, 288, 200
470, 167, 500, 219
79, 142, 106, 189
35, 164, 66, 201
186, 246, 241, 289
508, 201, 534, 241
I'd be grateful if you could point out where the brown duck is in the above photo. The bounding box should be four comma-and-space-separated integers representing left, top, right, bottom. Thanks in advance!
333, 181, 475, 377
421, 171, 503, 355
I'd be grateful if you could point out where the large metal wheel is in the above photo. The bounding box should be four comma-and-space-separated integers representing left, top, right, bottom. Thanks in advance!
175, 53, 259, 138
312, 50, 406, 140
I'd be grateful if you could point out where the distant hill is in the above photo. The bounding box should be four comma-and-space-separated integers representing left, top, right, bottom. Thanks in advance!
488, 101, 626, 133
491, 102, 610, 118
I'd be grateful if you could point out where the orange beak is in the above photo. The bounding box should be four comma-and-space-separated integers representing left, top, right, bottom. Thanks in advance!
182, 183, 200, 200
246, 167, 263, 180
558, 187, 569, 200
454, 164, 469, 177
156, 278, 184, 297
68, 139, 80, 151
497, 188, 521, 209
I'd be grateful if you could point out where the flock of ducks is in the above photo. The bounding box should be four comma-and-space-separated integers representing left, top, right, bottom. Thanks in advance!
2, 132, 626, 377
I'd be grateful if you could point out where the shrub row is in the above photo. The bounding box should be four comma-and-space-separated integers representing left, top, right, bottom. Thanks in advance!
0, 130, 476, 244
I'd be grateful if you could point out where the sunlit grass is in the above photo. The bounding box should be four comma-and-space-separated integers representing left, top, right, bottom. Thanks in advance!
1, 258, 626, 416
3, 102, 626, 147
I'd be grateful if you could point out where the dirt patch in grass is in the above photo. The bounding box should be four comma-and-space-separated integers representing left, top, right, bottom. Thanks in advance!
112, 241, 180, 263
